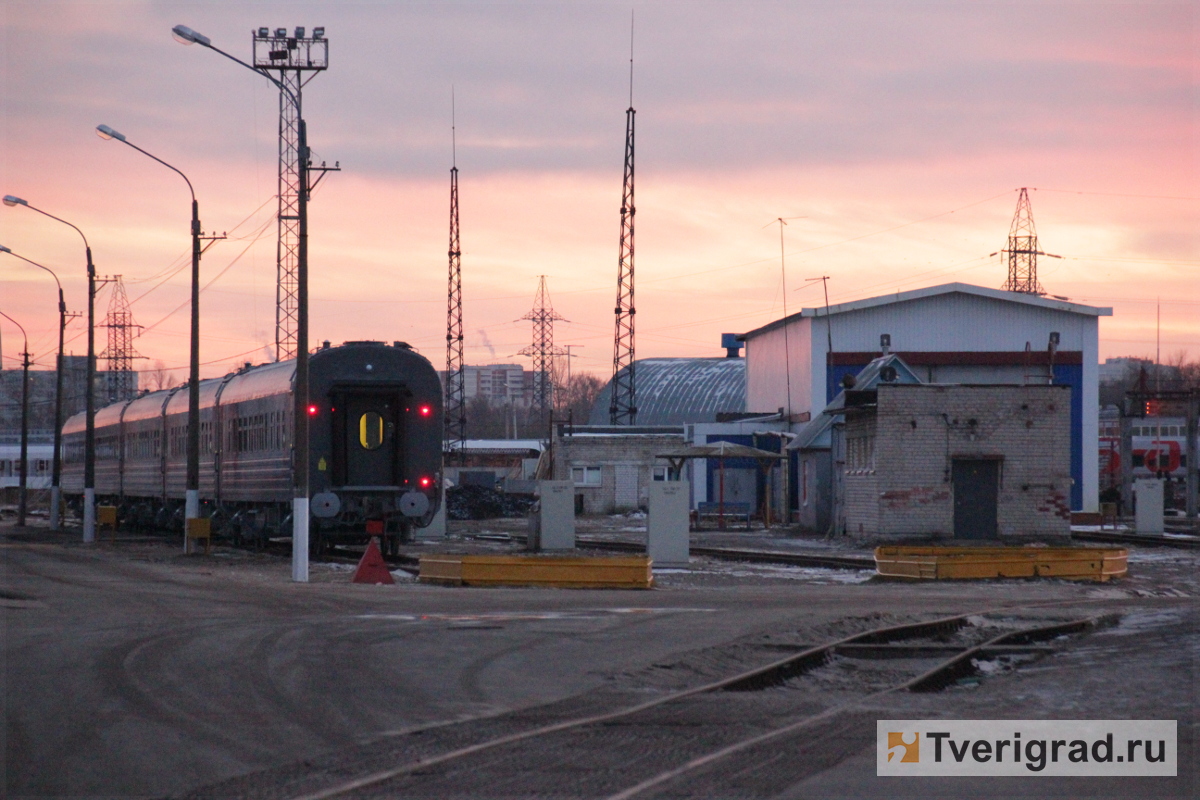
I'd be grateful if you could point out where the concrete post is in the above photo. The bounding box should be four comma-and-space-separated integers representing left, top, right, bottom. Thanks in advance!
536, 480, 575, 550
1133, 478, 1164, 534
648, 481, 690, 567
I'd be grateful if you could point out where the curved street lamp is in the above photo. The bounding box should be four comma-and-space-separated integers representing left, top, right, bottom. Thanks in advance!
172, 23, 313, 581
0, 242, 72, 530
2, 195, 99, 541
0, 310, 31, 527
96, 124, 203, 546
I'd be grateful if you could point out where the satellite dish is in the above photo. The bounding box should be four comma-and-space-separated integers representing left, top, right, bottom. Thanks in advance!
880, 365, 898, 383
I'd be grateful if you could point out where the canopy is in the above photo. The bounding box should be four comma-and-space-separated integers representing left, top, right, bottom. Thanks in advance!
657, 441, 785, 461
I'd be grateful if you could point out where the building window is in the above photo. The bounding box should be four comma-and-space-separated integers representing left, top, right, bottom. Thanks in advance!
651, 466, 668, 482
571, 466, 602, 486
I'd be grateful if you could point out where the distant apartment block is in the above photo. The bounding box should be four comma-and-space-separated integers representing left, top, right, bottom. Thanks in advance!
441, 364, 535, 407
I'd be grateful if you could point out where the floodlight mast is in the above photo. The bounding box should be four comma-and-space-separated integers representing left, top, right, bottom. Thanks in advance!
172, 24, 322, 581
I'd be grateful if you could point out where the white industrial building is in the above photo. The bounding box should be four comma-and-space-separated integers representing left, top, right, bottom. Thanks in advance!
740, 283, 1111, 513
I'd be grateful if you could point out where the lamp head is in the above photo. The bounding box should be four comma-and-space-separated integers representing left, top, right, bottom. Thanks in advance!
96, 124, 126, 142
0, 245, 11, 253
171, 25, 211, 46
3, 195, 27, 207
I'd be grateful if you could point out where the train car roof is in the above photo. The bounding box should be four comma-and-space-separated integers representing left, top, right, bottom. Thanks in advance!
217, 360, 295, 407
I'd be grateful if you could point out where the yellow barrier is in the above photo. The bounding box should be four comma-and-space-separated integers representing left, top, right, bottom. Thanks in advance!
874, 546, 1127, 582
97, 505, 118, 542
186, 517, 212, 555
419, 554, 653, 589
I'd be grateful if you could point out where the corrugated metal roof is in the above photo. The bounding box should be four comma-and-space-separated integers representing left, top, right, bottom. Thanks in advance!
588, 357, 746, 425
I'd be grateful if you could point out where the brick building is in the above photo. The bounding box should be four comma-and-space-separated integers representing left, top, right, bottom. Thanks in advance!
840, 383, 1072, 542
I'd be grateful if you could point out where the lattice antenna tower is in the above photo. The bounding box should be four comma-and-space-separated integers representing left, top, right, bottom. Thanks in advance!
1001, 187, 1059, 295
99, 275, 144, 403
252, 26, 334, 360
445, 91, 467, 460
610, 15, 637, 425
519, 276, 566, 422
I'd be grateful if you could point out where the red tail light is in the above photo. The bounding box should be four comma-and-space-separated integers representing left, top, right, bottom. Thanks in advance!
418, 405, 432, 417
419, 476, 432, 488
307, 405, 318, 416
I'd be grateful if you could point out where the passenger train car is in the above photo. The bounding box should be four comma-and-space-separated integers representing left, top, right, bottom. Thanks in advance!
1100, 416, 1195, 482
62, 340, 442, 552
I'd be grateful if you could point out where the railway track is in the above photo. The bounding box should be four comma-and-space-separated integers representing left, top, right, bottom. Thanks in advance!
187, 608, 1115, 799
1072, 529, 1200, 549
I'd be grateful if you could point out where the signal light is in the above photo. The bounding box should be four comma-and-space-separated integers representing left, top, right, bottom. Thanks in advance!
308, 405, 318, 416
419, 476, 432, 488
418, 405, 432, 417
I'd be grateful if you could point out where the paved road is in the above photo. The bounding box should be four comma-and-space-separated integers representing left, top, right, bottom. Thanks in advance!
2, 524, 1194, 798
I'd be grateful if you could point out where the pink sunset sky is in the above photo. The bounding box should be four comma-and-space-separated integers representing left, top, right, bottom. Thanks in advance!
2, 2, 1196, 383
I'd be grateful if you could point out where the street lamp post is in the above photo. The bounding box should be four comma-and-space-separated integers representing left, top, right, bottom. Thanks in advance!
0, 241, 73, 530
0, 311, 31, 526
2, 197, 98, 540
171, 24, 312, 581
95, 125, 202, 546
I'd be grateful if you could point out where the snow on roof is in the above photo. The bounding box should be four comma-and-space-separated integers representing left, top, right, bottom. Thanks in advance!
588, 357, 746, 425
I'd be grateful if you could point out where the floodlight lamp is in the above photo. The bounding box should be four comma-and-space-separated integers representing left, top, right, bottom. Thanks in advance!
258, 27, 269, 38
171, 25, 210, 47
275, 28, 287, 37
96, 124, 126, 142
3, 195, 27, 207
294, 27, 305, 38
313, 27, 325, 38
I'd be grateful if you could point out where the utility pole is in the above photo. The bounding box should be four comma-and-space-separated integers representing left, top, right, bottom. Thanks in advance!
445, 93, 466, 463
1001, 188, 1060, 295
519, 276, 566, 427
611, 16, 637, 425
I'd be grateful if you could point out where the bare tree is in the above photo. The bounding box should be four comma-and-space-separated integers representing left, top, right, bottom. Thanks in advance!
147, 360, 177, 392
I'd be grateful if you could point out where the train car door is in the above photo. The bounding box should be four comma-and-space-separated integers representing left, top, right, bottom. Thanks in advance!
333, 390, 402, 487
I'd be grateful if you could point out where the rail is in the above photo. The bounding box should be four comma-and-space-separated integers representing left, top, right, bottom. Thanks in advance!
257, 609, 1112, 800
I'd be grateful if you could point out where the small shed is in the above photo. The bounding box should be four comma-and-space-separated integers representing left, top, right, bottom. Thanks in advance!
788, 354, 922, 532
551, 425, 685, 514
840, 383, 1072, 542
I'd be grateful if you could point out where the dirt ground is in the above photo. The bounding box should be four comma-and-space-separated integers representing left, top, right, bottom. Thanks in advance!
3, 514, 1196, 798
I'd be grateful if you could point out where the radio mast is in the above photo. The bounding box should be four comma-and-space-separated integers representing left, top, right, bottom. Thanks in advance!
610, 17, 637, 425
445, 94, 466, 461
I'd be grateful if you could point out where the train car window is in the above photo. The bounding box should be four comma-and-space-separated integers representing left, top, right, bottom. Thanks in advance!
359, 411, 385, 450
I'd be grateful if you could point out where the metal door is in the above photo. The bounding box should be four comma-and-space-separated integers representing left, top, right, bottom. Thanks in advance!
337, 392, 401, 488
952, 458, 999, 539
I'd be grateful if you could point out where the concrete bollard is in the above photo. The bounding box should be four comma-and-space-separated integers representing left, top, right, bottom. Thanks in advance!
648, 481, 690, 567
1133, 478, 1165, 534
536, 480, 575, 550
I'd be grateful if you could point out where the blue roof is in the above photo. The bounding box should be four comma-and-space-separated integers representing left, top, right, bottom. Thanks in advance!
589, 357, 746, 425
788, 354, 922, 450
